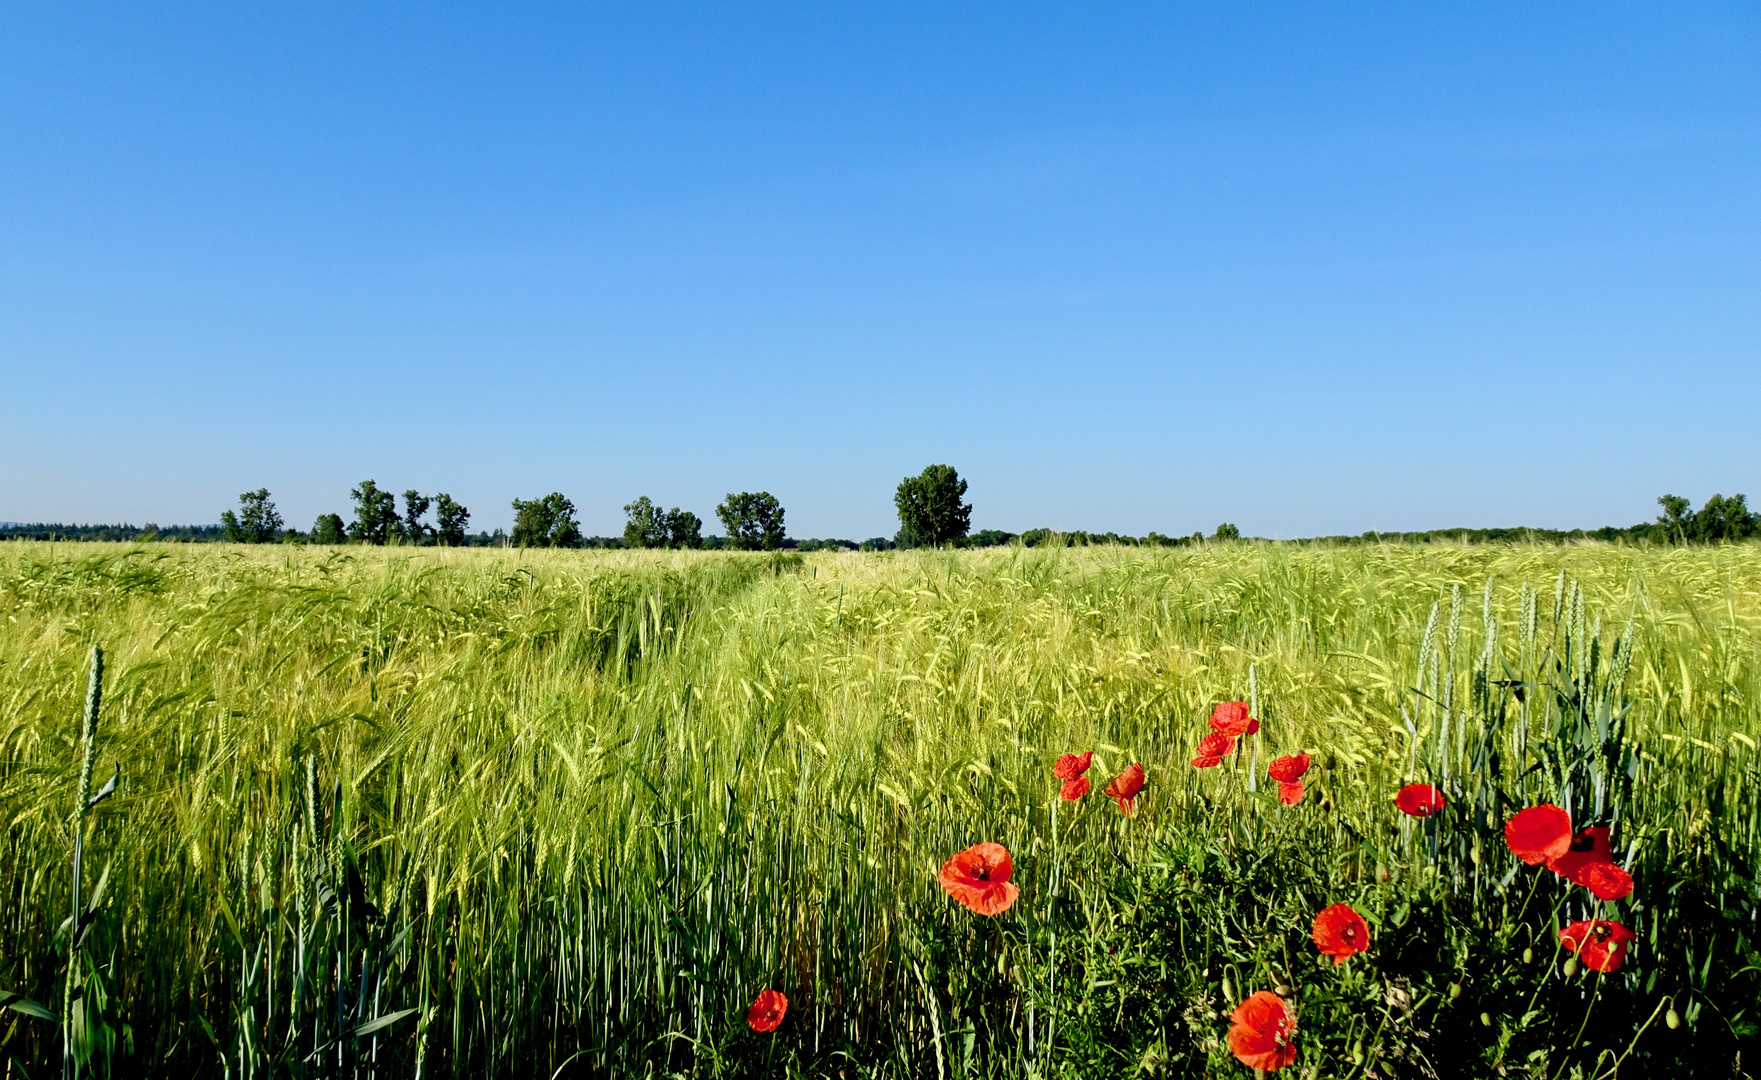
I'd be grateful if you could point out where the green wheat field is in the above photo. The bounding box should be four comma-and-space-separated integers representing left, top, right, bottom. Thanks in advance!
2, 540, 1758, 1078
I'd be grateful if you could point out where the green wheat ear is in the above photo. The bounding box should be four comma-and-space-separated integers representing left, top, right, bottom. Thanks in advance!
72, 645, 102, 825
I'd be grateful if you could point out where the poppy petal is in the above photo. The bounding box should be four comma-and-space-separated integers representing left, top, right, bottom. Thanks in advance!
1505, 805, 1574, 865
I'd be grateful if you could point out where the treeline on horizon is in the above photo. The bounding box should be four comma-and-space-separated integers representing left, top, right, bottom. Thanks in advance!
3, 483, 1757, 549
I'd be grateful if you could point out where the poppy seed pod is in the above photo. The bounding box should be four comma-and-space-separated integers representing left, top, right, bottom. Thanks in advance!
1563, 957, 1579, 978
1666, 1007, 1681, 1030
1522, 946, 1534, 964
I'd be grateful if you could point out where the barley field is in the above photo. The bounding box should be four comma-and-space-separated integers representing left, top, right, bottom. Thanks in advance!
1, 540, 1757, 1077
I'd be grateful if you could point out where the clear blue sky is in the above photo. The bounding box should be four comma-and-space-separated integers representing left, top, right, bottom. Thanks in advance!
3, 4, 1758, 538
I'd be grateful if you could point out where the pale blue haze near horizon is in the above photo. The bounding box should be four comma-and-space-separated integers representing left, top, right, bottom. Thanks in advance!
3, 4, 1758, 538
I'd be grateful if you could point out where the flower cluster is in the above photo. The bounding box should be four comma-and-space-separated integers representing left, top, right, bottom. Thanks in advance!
1192, 701, 1257, 766
1504, 804, 1634, 901
872, 701, 1643, 1072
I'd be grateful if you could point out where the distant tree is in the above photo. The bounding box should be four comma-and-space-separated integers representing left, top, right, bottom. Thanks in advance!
716, 492, 785, 550
1658, 492, 1758, 544
349, 480, 400, 545
894, 465, 972, 549
1656, 495, 1694, 544
311, 513, 347, 545
511, 493, 582, 548
1693, 493, 1758, 541
401, 490, 433, 545
433, 494, 470, 546
220, 489, 283, 543
665, 508, 703, 549
623, 496, 670, 549
966, 528, 1016, 548
1213, 523, 1241, 541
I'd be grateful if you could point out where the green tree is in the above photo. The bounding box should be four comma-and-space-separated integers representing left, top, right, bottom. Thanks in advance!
1660, 492, 1759, 543
893, 465, 972, 549
349, 480, 400, 545
220, 489, 283, 543
1656, 494, 1694, 544
401, 491, 432, 545
511, 493, 582, 548
1693, 493, 1758, 541
623, 496, 669, 549
665, 508, 703, 549
716, 492, 785, 550
310, 513, 347, 545
1213, 523, 1241, 541
433, 494, 470, 546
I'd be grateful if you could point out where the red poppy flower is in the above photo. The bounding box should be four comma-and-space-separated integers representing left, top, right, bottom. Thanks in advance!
938, 842, 1021, 916
1227, 991, 1297, 1071
1053, 751, 1094, 780
748, 989, 788, 1032
1311, 903, 1370, 964
1059, 777, 1090, 801
1546, 827, 1634, 901
1505, 805, 1574, 865
1103, 763, 1146, 815
1558, 919, 1636, 973
1210, 701, 1261, 737
1190, 733, 1236, 768
1276, 780, 1305, 805
1267, 753, 1311, 783
1394, 784, 1446, 817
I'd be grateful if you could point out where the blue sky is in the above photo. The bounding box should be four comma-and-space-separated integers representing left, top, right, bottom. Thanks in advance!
3, 4, 1758, 538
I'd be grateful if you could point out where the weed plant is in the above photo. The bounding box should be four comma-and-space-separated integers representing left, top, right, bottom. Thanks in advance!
0, 541, 1756, 1076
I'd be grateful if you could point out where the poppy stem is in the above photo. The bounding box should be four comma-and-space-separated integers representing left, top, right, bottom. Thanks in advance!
1549, 969, 1604, 1080
1591, 994, 1668, 1080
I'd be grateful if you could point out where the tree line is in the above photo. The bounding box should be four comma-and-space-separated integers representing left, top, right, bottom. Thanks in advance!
4, 481, 1756, 549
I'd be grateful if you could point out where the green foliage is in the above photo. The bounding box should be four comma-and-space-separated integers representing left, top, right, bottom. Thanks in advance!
716, 491, 785, 550
1213, 522, 1241, 540
1655, 492, 1759, 543
219, 489, 282, 543
310, 513, 347, 545
402, 490, 433, 545
894, 464, 972, 548
510, 492, 582, 548
0, 543, 1757, 1076
665, 507, 703, 549
623, 496, 669, 549
433, 494, 470, 547
348, 479, 400, 545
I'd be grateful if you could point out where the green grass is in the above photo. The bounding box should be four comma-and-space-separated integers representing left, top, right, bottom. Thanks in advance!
1, 540, 1757, 1077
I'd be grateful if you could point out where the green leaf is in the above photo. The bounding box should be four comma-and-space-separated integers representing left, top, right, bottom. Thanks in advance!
86, 767, 119, 809
0, 991, 56, 1021
355, 1007, 420, 1037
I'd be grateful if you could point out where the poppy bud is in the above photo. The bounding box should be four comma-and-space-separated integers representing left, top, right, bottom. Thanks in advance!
1375, 863, 1389, 883
1351, 1040, 1365, 1064
1522, 947, 1534, 965
1562, 958, 1579, 978
1221, 975, 1234, 1002
1479, 1012, 1493, 1028
1273, 984, 1292, 997
1448, 982, 1462, 1000
1665, 1008, 1681, 1030
1470, 837, 1482, 867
